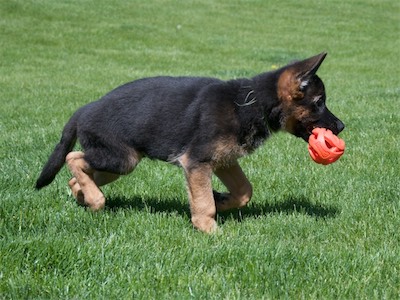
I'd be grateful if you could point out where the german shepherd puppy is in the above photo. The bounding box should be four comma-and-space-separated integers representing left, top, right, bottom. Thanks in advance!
36, 52, 344, 233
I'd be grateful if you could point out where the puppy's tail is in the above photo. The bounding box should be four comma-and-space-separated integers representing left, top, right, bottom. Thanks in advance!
35, 113, 79, 189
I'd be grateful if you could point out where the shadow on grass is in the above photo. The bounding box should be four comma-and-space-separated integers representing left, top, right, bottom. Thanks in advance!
106, 196, 191, 218
105, 194, 340, 221
248, 195, 339, 219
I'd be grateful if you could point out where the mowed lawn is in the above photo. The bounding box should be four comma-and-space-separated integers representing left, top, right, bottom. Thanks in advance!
0, 0, 399, 299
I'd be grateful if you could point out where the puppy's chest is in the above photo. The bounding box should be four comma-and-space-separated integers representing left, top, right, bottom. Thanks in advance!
242, 123, 268, 150
210, 110, 269, 169
236, 104, 270, 153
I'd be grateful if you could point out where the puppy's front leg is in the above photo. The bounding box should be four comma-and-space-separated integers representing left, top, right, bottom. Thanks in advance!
183, 163, 217, 233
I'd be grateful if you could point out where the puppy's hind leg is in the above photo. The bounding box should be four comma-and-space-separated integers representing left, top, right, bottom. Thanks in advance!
68, 172, 120, 207
68, 177, 84, 206
66, 144, 141, 210
93, 171, 120, 186
66, 151, 105, 211
213, 161, 253, 212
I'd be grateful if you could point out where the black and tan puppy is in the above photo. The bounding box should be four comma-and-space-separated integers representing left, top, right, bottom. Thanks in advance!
36, 52, 344, 233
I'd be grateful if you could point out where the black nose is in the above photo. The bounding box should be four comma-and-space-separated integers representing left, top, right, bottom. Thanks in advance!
336, 120, 345, 134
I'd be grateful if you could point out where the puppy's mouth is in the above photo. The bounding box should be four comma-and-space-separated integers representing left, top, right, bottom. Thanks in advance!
301, 126, 315, 142
292, 123, 317, 142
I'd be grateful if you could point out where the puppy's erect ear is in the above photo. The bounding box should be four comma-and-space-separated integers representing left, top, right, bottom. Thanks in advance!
294, 52, 327, 88
277, 52, 327, 102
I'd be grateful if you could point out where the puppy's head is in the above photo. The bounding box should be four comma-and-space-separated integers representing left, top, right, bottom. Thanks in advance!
277, 52, 345, 142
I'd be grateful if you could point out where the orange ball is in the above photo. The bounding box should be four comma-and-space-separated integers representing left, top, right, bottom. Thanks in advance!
308, 128, 345, 165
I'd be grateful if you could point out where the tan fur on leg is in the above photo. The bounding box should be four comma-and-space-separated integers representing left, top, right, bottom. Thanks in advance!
214, 161, 253, 211
66, 151, 105, 211
180, 155, 217, 233
68, 172, 119, 206
68, 177, 84, 205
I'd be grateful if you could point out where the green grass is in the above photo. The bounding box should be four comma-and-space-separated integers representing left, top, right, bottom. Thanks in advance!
1, 0, 399, 298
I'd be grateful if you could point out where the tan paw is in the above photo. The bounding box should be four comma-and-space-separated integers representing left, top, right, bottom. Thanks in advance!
68, 177, 84, 205
192, 216, 218, 233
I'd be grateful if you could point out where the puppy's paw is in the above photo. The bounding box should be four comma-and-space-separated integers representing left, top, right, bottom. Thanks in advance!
86, 195, 106, 211
192, 216, 218, 234
68, 177, 84, 205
